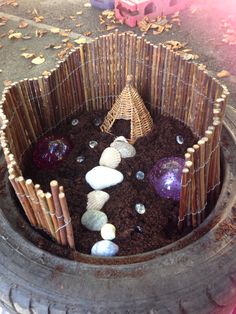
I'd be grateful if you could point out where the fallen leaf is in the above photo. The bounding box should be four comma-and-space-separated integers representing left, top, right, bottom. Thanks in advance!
69, 15, 76, 20
8, 32, 22, 39
0, 43, 3, 49
51, 27, 60, 34
0, 16, 8, 26
164, 40, 186, 50
74, 37, 87, 44
84, 2, 91, 7
31, 56, 45, 65
35, 29, 47, 38
76, 23, 82, 28
76, 11, 83, 15
53, 45, 62, 49
62, 38, 70, 43
21, 52, 35, 59
84, 31, 92, 36
42, 70, 50, 76
106, 25, 116, 31
58, 16, 65, 21
3, 79, 12, 87
217, 70, 231, 78
22, 35, 32, 40
179, 52, 199, 61
34, 16, 44, 23
18, 20, 28, 28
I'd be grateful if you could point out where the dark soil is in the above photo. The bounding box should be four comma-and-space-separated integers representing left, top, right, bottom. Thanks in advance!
24, 110, 197, 256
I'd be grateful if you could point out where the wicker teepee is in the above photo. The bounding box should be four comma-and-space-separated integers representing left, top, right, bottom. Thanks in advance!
100, 75, 153, 143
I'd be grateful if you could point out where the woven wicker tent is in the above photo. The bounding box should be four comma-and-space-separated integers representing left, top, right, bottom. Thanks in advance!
100, 75, 153, 143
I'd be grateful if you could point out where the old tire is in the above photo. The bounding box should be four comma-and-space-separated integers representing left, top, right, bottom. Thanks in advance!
0, 106, 236, 314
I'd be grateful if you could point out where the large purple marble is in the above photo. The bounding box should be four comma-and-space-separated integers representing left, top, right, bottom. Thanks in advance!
148, 157, 185, 201
33, 135, 72, 170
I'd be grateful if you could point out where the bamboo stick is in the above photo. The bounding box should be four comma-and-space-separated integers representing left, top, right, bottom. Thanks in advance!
197, 139, 206, 221
50, 180, 67, 246
59, 192, 75, 249
9, 174, 37, 226
25, 179, 47, 229
37, 191, 55, 237
178, 167, 189, 230
45, 192, 61, 244
193, 144, 201, 224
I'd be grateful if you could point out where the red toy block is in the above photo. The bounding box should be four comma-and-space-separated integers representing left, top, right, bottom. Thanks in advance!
115, 0, 191, 27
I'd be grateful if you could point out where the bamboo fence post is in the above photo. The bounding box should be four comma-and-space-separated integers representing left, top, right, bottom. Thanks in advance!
185, 160, 193, 227
25, 179, 48, 230
45, 192, 61, 244
37, 190, 55, 237
178, 167, 189, 230
50, 180, 67, 246
187, 147, 197, 227
9, 174, 37, 226
197, 139, 206, 221
59, 192, 75, 249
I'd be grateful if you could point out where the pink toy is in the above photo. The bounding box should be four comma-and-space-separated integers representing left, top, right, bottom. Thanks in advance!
115, 0, 190, 27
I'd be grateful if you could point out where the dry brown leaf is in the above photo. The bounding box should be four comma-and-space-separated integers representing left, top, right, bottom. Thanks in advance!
42, 70, 51, 76
53, 45, 62, 49
21, 52, 35, 59
179, 52, 199, 61
0, 16, 8, 27
217, 70, 231, 78
59, 31, 70, 37
84, 2, 91, 7
8, 32, 22, 39
22, 35, 32, 40
34, 16, 44, 23
84, 31, 92, 36
31, 56, 45, 65
69, 15, 76, 20
35, 29, 47, 38
74, 37, 87, 44
3, 79, 12, 87
0, 43, 3, 49
76, 23, 82, 28
164, 40, 186, 50
51, 27, 60, 34
0, 33, 7, 38
106, 25, 116, 31
18, 20, 28, 29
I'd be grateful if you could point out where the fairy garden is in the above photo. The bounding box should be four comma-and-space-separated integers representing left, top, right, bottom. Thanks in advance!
0, 32, 228, 259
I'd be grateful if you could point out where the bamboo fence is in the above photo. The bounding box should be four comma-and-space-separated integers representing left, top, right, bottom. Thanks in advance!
0, 31, 229, 247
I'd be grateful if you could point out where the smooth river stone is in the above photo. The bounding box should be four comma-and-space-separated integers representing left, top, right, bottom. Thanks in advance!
101, 223, 116, 240
81, 210, 108, 231
110, 141, 136, 158
91, 240, 119, 257
85, 166, 124, 190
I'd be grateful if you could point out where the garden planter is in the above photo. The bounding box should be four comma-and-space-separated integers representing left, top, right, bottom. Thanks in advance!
0, 32, 236, 313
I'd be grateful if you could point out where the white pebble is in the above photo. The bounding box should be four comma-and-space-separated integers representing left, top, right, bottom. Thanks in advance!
101, 223, 116, 240
81, 210, 108, 231
85, 166, 124, 190
91, 240, 119, 257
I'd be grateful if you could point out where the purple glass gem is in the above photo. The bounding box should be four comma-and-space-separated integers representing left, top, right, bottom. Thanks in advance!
33, 135, 72, 170
148, 157, 185, 201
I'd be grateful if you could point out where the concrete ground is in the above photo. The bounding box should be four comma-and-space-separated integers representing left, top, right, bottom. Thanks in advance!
0, 0, 236, 108
0, 0, 235, 312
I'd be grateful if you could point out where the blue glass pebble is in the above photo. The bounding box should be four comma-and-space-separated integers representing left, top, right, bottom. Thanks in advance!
136, 171, 145, 180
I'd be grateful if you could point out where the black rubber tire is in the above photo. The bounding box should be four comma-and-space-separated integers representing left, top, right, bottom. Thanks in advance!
0, 106, 236, 314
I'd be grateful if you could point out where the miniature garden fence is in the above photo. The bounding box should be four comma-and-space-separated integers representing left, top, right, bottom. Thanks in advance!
0, 31, 229, 248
